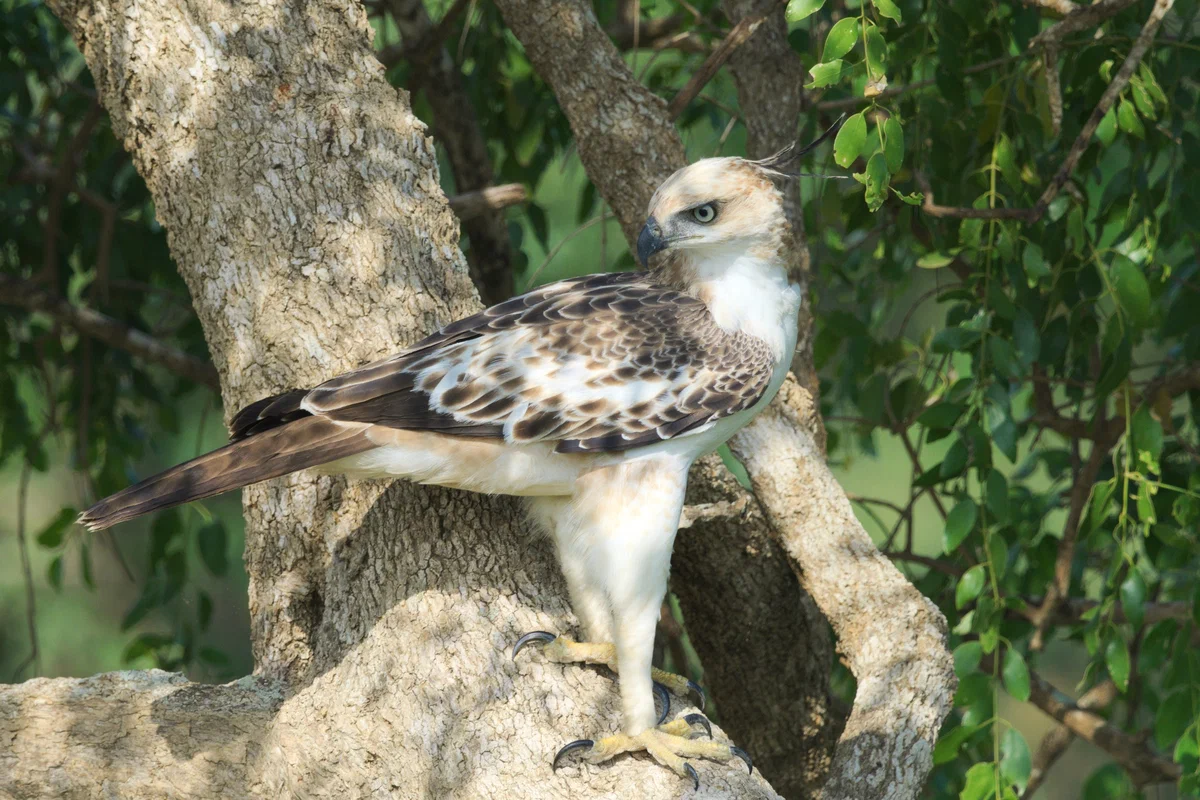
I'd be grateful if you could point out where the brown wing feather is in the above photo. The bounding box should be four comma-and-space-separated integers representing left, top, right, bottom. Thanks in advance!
228, 271, 775, 455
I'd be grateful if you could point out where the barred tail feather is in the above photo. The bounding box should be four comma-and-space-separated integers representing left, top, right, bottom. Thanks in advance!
78, 416, 374, 531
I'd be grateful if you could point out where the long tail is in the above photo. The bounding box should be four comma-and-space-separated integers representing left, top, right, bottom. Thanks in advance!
79, 416, 374, 531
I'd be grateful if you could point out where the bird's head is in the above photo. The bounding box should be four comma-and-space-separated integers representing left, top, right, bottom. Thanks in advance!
636, 118, 844, 270
636, 157, 788, 268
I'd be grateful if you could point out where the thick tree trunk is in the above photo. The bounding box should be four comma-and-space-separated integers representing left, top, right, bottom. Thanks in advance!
0, 0, 774, 797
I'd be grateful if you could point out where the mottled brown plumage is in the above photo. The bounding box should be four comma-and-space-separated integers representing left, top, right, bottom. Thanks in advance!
231, 270, 775, 454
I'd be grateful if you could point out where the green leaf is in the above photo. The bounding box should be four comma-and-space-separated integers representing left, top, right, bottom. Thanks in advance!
1084, 479, 1117, 535
1106, 636, 1130, 692
1096, 107, 1118, 146
833, 112, 867, 168
863, 152, 890, 212
786, 0, 827, 22
822, 18, 860, 62
1021, 243, 1050, 280
932, 327, 982, 353
956, 564, 987, 609
1131, 404, 1164, 466
35, 507, 76, 549
892, 189, 924, 205
1012, 309, 1040, 366
1116, 97, 1145, 139
1131, 79, 1156, 120
872, 0, 902, 23
960, 762, 997, 800
806, 59, 845, 89
1110, 255, 1151, 328
863, 24, 887, 76
919, 402, 965, 429
1002, 647, 1031, 701
989, 337, 1022, 380
1083, 763, 1135, 800
954, 641, 983, 677
917, 251, 956, 269
1119, 570, 1146, 630
197, 522, 228, 577
1000, 728, 1032, 792
1155, 688, 1197, 749
47, 555, 64, 592
883, 116, 904, 173
934, 723, 979, 765
943, 498, 978, 553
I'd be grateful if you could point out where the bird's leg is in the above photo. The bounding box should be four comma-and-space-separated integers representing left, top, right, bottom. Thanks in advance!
517, 466, 749, 789
549, 515, 751, 789
515, 634, 705, 706
516, 498, 702, 712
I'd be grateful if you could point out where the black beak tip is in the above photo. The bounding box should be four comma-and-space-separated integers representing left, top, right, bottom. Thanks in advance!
637, 217, 666, 267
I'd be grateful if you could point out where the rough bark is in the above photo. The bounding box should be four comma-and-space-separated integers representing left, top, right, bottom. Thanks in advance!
388, 0, 516, 305
730, 380, 956, 800
0, 0, 775, 797
492, 2, 955, 798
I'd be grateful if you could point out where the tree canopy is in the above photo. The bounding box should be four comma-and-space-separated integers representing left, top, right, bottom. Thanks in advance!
2, 0, 1198, 797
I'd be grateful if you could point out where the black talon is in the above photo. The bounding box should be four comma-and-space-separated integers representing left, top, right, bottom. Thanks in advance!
687, 679, 706, 711
683, 713, 712, 739
552, 739, 594, 770
684, 762, 700, 790
512, 630, 557, 660
730, 745, 753, 775
653, 681, 671, 725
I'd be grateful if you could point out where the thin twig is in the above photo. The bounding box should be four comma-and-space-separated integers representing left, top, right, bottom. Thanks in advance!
1031, 0, 1140, 48
1, 275, 221, 391
816, 55, 1018, 112
1030, 0, 1176, 219
1021, 681, 1117, 798
1016, 661, 1180, 787
446, 183, 528, 220
917, 0, 1174, 224
1030, 440, 1112, 650
666, 0, 785, 120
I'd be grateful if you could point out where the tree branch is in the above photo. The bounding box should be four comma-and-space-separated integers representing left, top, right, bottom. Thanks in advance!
666, 0, 786, 120
446, 183, 528, 221
1030, 0, 1175, 219
918, 0, 1174, 225
1, 274, 221, 391
1029, 438, 1112, 650
1020, 664, 1180, 786
1030, 0, 1140, 48
1022, 681, 1118, 798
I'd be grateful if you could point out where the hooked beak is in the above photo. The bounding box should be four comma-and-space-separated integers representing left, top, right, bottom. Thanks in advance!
636, 216, 668, 267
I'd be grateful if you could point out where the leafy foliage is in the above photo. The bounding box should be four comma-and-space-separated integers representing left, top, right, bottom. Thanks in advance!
3, 0, 1199, 795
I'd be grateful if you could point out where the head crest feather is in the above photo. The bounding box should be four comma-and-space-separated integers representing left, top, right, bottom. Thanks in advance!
751, 114, 849, 180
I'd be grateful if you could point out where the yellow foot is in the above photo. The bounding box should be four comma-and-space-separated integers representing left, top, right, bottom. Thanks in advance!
511, 632, 706, 712
552, 718, 753, 790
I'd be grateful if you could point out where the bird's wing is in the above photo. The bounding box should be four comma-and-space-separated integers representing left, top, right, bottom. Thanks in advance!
230, 272, 776, 453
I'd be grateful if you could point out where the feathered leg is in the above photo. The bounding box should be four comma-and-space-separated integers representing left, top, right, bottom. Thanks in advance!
515, 459, 751, 789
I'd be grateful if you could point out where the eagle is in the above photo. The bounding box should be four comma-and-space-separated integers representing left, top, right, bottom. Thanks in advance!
79, 124, 837, 789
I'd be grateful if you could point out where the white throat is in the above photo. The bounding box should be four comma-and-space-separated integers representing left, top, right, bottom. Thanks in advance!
687, 250, 801, 362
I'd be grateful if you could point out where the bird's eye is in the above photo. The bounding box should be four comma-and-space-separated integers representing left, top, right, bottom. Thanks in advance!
691, 204, 717, 224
